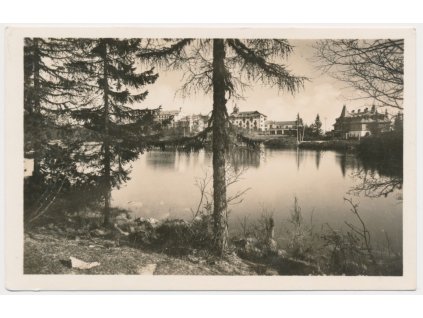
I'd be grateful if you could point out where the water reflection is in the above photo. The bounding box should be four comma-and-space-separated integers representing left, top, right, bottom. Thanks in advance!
335, 151, 403, 198
116, 148, 404, 211
315, 151, 321, 170
144, 148, 263, 172
229, 148, 261, 170
145, 150, 210, 171
25, 145, 403, 249
146, 151, 179, 170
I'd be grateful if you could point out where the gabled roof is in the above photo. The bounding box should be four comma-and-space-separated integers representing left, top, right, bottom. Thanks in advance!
266, 120, 298, 126
231, 110, 266, 118
339, 105, 387, 119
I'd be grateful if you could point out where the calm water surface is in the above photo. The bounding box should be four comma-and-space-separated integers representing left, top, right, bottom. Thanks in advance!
112, 148, 403, 250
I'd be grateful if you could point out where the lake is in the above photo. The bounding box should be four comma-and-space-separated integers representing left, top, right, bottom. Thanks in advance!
112, 148, 403, 251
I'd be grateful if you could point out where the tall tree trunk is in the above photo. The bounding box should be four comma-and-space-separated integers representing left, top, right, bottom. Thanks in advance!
102, 41, 112, 227
32, 38, 42, 180
212, 39, 228, 255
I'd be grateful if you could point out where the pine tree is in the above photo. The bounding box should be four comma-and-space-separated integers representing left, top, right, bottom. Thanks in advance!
68, 38, 159, 226
313, 114, 323, 137
139, 39, 305, 255
24, 38, 79, 179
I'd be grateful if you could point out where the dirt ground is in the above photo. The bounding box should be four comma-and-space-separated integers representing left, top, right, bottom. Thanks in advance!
24, 230, 258, 275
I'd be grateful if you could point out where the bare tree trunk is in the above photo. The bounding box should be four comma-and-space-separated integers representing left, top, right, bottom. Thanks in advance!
102, 41, 112, 227
212, 39, 228, 255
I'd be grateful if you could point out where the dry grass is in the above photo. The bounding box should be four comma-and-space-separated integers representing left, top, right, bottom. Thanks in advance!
24, 230, 256, 275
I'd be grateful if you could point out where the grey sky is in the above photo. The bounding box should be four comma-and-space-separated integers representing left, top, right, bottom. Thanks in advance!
140, 40, 374, 131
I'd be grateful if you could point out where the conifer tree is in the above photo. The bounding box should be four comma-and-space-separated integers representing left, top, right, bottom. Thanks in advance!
139, 39, 305, 254
68, 38, 159, 226
24, 38, 79, 179
313, 114, 323, 137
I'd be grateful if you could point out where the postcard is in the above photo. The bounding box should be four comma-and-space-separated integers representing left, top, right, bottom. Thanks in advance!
4, 26, 416, 290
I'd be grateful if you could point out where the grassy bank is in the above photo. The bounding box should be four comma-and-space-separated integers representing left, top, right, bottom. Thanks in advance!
261, 137, 360, 151
263, 137, 298, 148
357, 131, 403, 161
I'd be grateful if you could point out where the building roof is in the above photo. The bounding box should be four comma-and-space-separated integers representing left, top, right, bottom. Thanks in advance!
337, 111, 390, 121
179, 114, 209, 121
334, 105, 392, 128
266, 120, 298, 126
159, 110, 180, 116
192, 114, 209, 120
339, 105, 388, 119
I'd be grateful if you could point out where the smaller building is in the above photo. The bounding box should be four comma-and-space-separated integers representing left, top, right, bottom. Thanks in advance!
265, 120, 302, 136
156, 108, 182, 128
333, 105, 392, 139
191, 114, 210, 133
176, 114, 209, 134
230, 106, 267, 132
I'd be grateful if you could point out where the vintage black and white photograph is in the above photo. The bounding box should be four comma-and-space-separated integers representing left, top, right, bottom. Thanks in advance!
4, 27, 416, 289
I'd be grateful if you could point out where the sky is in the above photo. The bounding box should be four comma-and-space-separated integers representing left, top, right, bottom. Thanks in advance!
137, 40, 372, 132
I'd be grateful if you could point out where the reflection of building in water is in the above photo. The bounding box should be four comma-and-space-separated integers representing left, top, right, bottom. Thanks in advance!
294, 148, 307, 170
335, 151, 402, 181
146, 151, 177, 169
229, 149, 262, 170
315, 151, 321, 170
333, 105, 392, 139
229, 106, 267, 132
175, 150, 207, 172
335, 151, 404, 198
145, 150, 208, 171
336, 152, 362, 177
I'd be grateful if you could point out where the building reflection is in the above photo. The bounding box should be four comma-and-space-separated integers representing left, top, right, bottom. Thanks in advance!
146, 151, 178, 170
315, 150, 321, 170
144, 148, 403, 199
145, 150, 210, 171
335, 151, 403, 198
229, 148, 261, 171
145, 148, 262, 172
295, 148, 305, 170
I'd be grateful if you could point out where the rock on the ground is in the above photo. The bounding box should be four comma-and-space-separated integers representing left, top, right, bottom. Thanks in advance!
69, 256, 100, 270
137, 263, 157, 275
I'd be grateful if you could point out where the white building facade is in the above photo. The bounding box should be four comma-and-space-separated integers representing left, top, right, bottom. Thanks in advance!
265, 120, 300, 136
230, 106, 267, 132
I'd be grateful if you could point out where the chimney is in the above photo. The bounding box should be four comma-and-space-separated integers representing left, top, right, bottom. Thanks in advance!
340, 104, 346, 117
